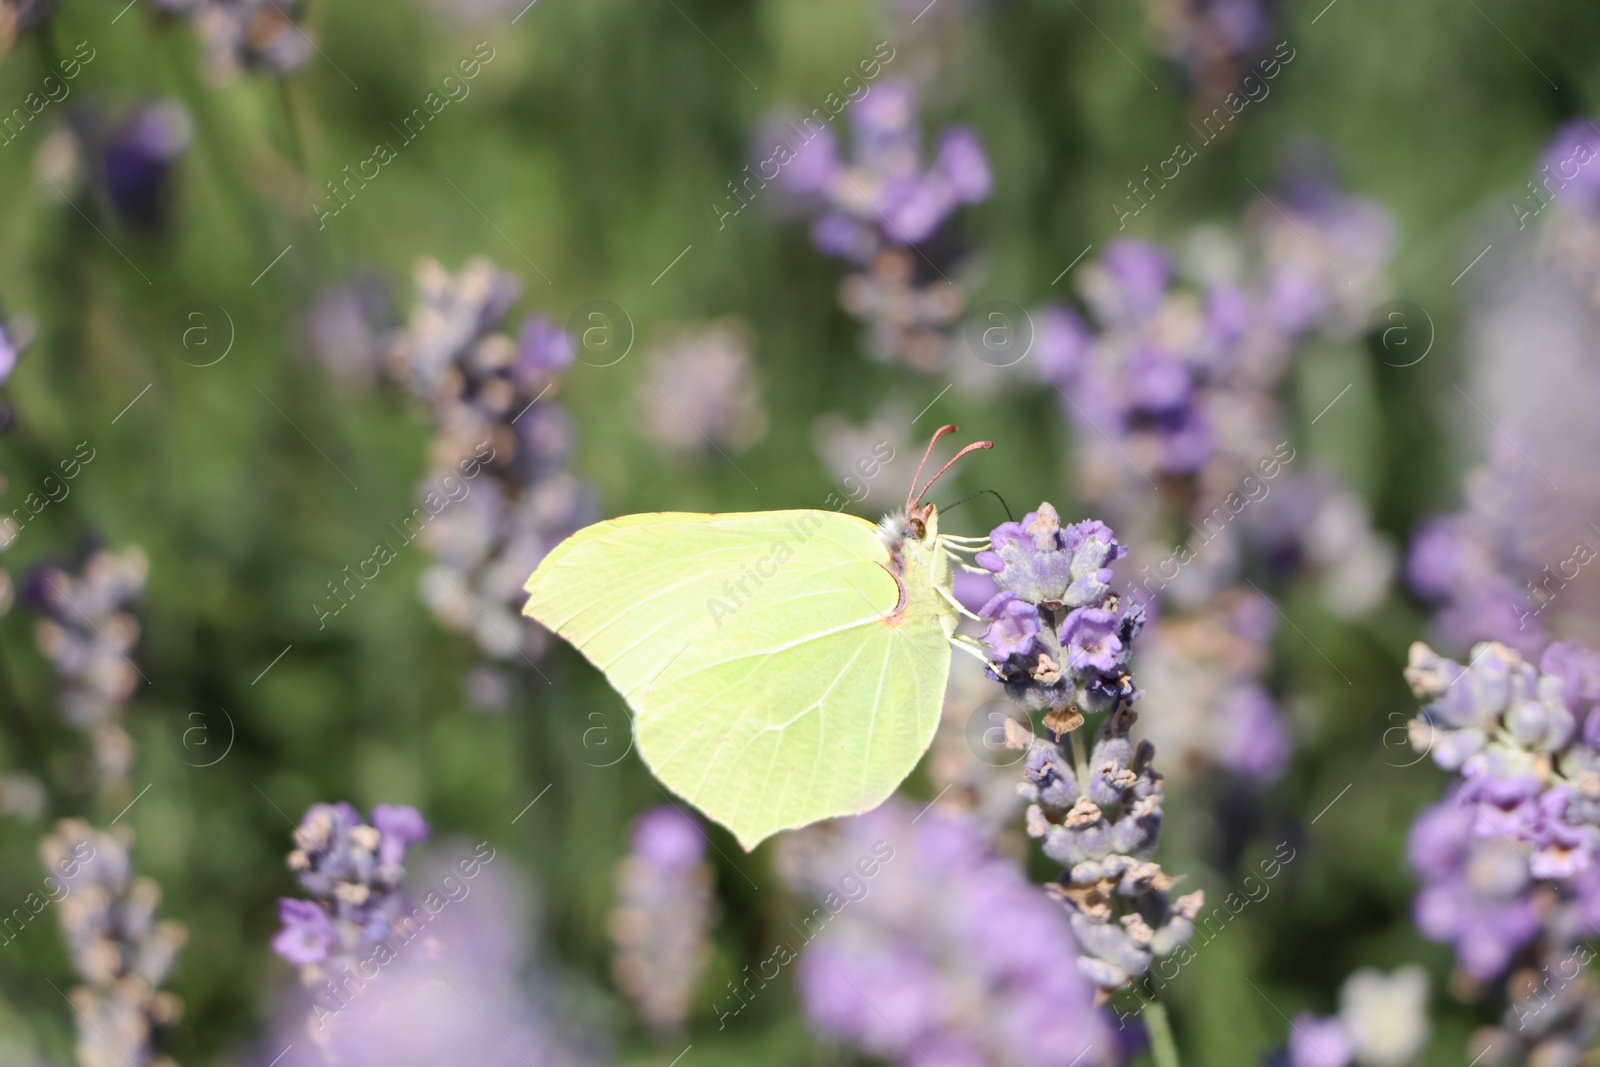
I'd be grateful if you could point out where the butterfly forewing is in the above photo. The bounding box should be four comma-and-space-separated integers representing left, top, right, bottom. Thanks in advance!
523, 510, 954, 848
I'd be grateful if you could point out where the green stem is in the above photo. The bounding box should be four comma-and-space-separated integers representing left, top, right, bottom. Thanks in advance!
277, 78, 310, 175
1069, 726, 1089, 795
1144, 999, 1181, 1067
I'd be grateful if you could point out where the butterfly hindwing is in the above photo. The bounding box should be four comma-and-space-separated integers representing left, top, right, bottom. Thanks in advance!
523, 510, 955, 848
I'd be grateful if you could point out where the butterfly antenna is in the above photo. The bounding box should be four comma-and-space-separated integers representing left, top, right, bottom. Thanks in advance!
940, 488, 1015, 523
907, 424, 960, 512
912, 439, 994, 508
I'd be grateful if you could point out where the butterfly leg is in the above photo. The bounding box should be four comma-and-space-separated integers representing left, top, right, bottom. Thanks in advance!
935, 583, 984, 622
949, 635, 992, 665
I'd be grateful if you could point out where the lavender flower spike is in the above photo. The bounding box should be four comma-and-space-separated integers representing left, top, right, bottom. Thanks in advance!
1403, 638, 1600, 1064
1405, 639, 1600, 877
273, 802, 429, 976
29, 546, 149, 796
977, 503, 1140, 723
1024, 703, 1203, 996
373, 256, 595, 664
42, 820, 186, 1067
975, 502, 1199, 1000
610, 806, 716, 1034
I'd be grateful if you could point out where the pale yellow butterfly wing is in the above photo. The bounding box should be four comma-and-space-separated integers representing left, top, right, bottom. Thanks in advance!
523, 510, 956, 848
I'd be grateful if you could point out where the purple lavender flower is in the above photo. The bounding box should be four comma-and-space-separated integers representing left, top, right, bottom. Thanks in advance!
42, 820, 186, 1067
978, 592, 1042, 661
630, 805, 706, 873
1031, 305, 1091, 388
764, 80, 989, 371
973, 505, 1140, 718
1019, 703, 1203, 995
267, 859, 594, 1067
304, 274, 395, 388
1135, 591, 1291, 784
29, 547, 148, 794
612, 806, 715, 1033
636, 320, 768, 456
1060, 607, 1123, 673
935, 127, 992, 201
1081, 239, 1170, 325
771, 78, 988, 261
1052, 171, 1394, 555
373, 803, 431, 868
273, 802, 429, 972
772, 124, 840, 196
1405, 640, 1600, 881
0, 321, 16, 385
1403, 638, 1600, 1063
515, 313, 575, 382
364, 256, 594, 662
1276, 967, 1430, 1067
101, 100, 192, 232
188, 0, 313, 83
1125, 345, 1193, 413
882, 127, 992, 244
977, 505, 1126, 610
849, 80, 918, 170
1408, 797, 1540, 981
1537, 120, 1600, 215
780, 799, 1116, 1067
1288, 1014, 1353, 1067
966, 502, 1198, 1002
810, 212, 876, 261
273, 898, 336, 966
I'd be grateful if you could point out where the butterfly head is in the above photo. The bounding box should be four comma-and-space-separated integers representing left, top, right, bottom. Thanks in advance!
878, 425, 990, 559
878, 502, 941, 553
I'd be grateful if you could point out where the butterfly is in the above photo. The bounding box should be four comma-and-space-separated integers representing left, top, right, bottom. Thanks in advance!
522, 426, 996, 849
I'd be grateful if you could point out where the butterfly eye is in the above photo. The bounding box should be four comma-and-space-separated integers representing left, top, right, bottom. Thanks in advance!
908, 517, 927, 540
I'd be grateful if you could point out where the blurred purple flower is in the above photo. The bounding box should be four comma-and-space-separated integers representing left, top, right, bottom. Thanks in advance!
273, 899, 335, 965
781, 800, 1117, 1067
373, 804, 430, 867
1288, 1013, 1353, 1067
1538, 119, 1600, 214
636, 320, 767, 456
515, 313, 575, 383
102, 99, 192, 232
0, 322, 16, 384
304, 274, 395, 387
267, 859, 594, 1067
1031, 305, 1091, 388
629, 806, 705, 873
42, 820, 186, 1067
613, 806, 715, 1033
1216, 683, 1290, 781
273, 801, 429, 971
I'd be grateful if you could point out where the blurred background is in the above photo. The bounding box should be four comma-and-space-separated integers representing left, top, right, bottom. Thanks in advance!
1, 0, 1599, 1064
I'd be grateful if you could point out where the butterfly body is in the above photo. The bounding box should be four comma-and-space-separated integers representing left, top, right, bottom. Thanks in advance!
523, 506, 962, 848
